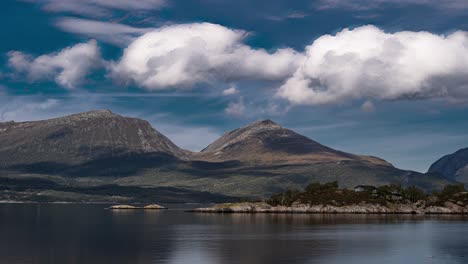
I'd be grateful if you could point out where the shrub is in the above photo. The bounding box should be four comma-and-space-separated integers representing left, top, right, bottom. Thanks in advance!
305, 181, 338, 193
267, 189, 301, 206
402, 186, 426, 203
440, 184, 466, 196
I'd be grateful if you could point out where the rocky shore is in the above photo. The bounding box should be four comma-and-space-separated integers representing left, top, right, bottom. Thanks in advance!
107, 204, 167, 210
190, 201, 468, 214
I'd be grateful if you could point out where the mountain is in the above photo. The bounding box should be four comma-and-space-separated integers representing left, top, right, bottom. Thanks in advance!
198, 119, 390, 166
0, 111, 453, 202
0, 110, 186, 176
428, 148, 468, 184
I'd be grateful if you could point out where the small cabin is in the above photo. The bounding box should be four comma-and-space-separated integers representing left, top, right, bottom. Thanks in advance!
354, 185, 377, 193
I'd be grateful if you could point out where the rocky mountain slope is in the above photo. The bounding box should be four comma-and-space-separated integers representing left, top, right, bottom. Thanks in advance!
197, 119, 390, 166
428, 148, 468, 184
0, 110, 454, 201
0, 110, 187, 176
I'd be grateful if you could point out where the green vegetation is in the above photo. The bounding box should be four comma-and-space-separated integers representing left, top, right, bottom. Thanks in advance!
267, 181, 429, 206
428, 184, 468, 206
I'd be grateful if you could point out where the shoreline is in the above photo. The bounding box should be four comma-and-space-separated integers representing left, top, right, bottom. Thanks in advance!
189, 202, 468, 215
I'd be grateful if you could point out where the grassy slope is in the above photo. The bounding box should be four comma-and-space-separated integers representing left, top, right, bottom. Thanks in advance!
1, 160, 453, 202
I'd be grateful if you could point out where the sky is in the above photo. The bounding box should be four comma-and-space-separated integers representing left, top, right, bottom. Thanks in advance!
1, 0, 468, 172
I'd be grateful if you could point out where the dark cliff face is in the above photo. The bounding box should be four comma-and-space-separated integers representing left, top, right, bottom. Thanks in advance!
0, 110, 185, 173
428, 148, 468, 183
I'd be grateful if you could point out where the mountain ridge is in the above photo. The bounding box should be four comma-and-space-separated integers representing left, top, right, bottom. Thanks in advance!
0, 110, 454, 201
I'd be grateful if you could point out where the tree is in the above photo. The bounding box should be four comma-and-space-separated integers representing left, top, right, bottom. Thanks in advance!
402, 186, 426, 203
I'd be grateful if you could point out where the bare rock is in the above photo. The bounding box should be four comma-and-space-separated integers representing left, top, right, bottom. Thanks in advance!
108, 205, 139, 210
143, 204, 167, 209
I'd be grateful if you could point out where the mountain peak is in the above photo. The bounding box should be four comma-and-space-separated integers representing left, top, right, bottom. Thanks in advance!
69, 109, 117, 118
247, 119, 282, 129
200, 118, 359, 163
428, 147, 468, 181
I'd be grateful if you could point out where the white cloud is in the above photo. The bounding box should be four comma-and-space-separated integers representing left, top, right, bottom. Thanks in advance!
110, 23, 302, 90
225, 97, 246, 116
277, 25, 468, 105
26, 0, 166, 17
56, 17, 153, 46
222, 86, 239, 96
316, 0, 468, 11
361, 100, 376, 112
7, 40, 103, 89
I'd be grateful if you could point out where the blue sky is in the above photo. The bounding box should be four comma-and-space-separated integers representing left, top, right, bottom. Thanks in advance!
1, 0, 468, 172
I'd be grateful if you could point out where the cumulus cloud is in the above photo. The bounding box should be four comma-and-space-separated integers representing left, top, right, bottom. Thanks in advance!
277, 25, 468, 105
222, 86, 239, 96
110, 23, 302, 90
25, 0, 166, 17
56, 17, 153, 46
7, 40, 103, 89
316, 0, 468, 11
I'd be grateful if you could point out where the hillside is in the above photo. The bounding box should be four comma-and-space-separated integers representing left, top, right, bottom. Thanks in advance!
428, 148, 468, 184
0, 111, 453, 201
197, 119, 390, 166
0, 110, 187, 177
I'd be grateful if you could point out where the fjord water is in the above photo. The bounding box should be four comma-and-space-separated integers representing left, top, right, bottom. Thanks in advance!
1, 204, 467, 264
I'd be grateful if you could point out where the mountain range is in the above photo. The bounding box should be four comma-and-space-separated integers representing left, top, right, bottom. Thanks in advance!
0, 110, 456, 203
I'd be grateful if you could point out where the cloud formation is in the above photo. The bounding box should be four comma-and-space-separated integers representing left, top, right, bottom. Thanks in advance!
277, 25, 468, 105
222, 86, 239, 96
8, 40, 103, 89
56, 17, 153, 46
111, 23, 302, 90
315, 0, 468, 11
26, 0, 166, 17
225, 97, 246, 116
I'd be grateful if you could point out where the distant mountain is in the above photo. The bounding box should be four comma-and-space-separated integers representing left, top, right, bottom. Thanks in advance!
428, 148, 468, 184
0, 111, 453, 202
0, 110, 186, 176
198, 119, 390, 166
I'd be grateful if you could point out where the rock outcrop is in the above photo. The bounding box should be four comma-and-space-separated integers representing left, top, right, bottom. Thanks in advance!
108, 204, 167, 210
191, 202, 468, 214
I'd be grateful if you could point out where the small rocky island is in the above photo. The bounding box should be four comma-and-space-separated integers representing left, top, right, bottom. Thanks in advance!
191, 182, 468, 214
107, 204, 167, 210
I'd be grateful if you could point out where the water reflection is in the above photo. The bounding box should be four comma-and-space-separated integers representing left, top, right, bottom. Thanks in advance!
0, 204, 467, 264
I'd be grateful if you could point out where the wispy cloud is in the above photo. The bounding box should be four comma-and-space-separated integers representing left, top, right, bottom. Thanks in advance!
315, 0, 468, 11
22, 0, 167, 18
265, 11, 309, 21
225, 97, 246, 117
56, 17, 154, 46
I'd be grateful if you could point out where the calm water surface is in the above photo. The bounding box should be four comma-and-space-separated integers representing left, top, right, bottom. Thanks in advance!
0, 204, 467, 264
